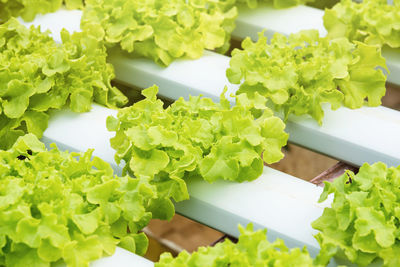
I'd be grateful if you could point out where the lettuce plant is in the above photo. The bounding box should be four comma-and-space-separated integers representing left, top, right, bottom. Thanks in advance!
0, 134, 153, 267
81, 0, 238, 66
227, 30, 388, 124
107, 85, 288, 219
156, 224, 319, 266
0, 19, 127, 150
0, 0, 84, 22
324, 0, 400, 48
312, 162, 400, 266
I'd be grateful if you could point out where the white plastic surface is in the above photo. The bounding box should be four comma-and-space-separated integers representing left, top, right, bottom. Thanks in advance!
24, 10, 400, 167
20, 9, 82, 42
41, 105, 117, 167
108, 49, 238, 103
42, 104, 331, 259
175, 167, 331, 257
233, 3, 400, 86
233, 3, 327, 41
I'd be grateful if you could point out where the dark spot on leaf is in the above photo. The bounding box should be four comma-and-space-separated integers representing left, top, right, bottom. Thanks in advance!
27, 150, 33, 155
345, 173, 352, 184
17, 155, 27, 160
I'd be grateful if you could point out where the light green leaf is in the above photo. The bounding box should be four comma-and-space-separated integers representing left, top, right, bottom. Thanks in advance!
130, 148, 170, 178
2, 80, 34, 119
72, 209, 101, 235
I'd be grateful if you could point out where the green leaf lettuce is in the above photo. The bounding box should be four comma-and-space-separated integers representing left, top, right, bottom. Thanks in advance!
227, 30, 387, 124
156, 224, 319, 266
107, 85, 288, 219
0, 0, 85, 23
0, 18, 127, 150
324, 0, 400, 48
0, 134, 153, 267
312, 162, 400, 266
81, 0, 238, 66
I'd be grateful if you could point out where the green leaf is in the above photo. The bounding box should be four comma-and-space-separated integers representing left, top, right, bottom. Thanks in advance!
379, 244, 400, 267
354, 208, 395, 249
21, 111, 49, 138
37, 239, 62, 262
12, 133, 46, 153
62, 236, 103, 267
72, 209, 101, 235
338, 42, 387, 109
65, 0, 84, 9
130, 148, 170, 178
42, 50, 70, 76
2, 80, 34, 119
147, 198, 175, 221
5, 244, 49, 267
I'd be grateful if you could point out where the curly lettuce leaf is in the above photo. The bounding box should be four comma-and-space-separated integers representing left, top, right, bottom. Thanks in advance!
64, 0, 85, 9
324, 0, 400, 48
227, 30, 387, 124
107, 85, 288, 218
312, 162, 400, 266
156, 224, 319, 266
0, 18, 127, 150
0, 134, 153, 267
81, 0, 238, 66
0, 0, 84, 22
